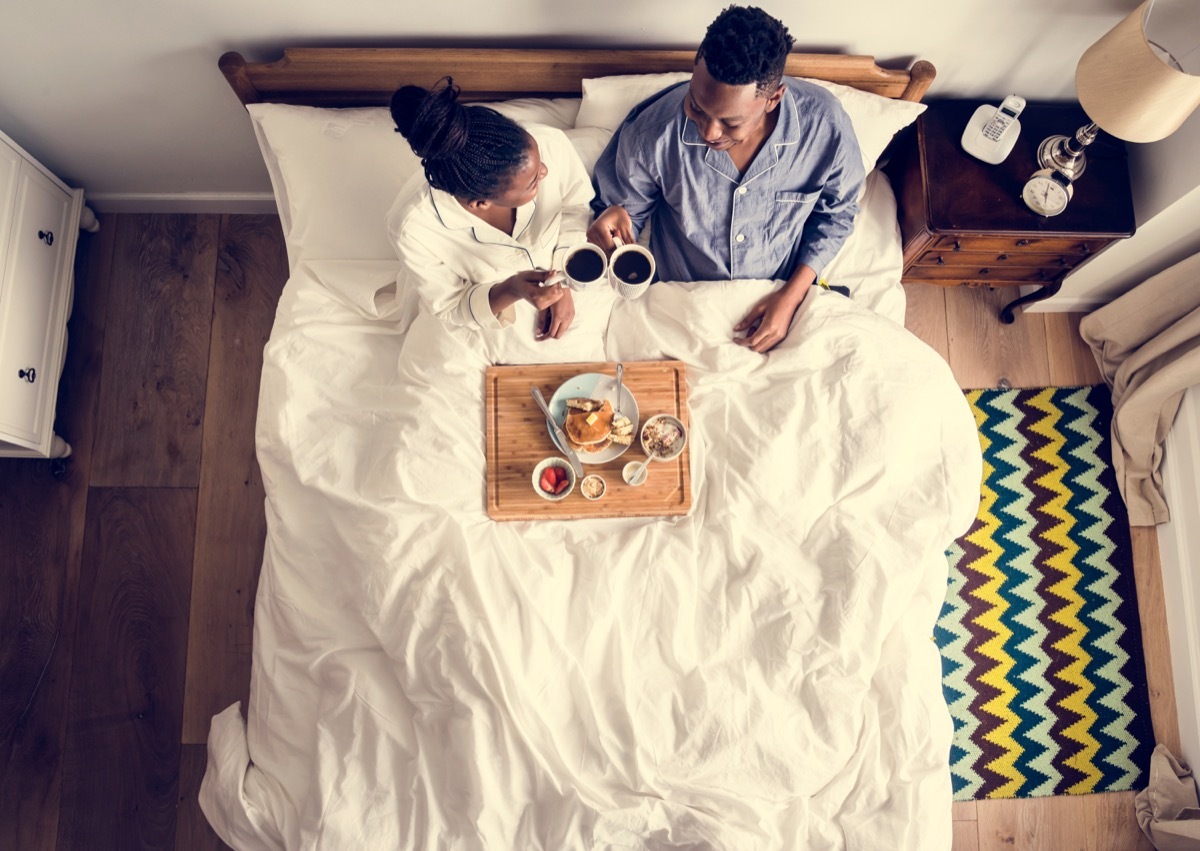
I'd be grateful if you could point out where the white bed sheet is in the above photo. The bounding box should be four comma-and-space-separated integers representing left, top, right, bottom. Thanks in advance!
199, 244, 981, 849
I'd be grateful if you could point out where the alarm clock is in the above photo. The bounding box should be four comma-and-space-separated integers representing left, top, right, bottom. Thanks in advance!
1022, 168, 1074, 217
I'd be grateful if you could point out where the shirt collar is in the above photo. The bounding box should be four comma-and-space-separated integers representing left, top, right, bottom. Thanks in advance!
679, 85, 802, 184
429, 186, 537, 243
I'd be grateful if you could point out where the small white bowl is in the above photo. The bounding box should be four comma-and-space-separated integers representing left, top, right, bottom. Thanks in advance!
580, 474, 607, 500
532, 457, 576, 501
639, 414, 688, 462
622, 461, 648, 487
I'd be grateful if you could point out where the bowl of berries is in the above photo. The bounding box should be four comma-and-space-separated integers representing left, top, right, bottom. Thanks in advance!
532, 457, 576, 501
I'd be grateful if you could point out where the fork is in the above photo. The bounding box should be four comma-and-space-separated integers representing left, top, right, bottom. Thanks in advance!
612, 363, 624, 419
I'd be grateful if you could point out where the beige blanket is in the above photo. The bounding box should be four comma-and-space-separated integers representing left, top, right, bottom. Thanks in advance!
1079, 252, 1200, 526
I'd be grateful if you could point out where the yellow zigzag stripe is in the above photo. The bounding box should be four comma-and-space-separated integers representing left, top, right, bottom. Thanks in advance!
965, 391, 1025, 797
1030, 389, 1101, 793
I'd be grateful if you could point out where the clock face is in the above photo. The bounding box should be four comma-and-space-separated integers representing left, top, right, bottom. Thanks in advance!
1023, 172, 1072, 217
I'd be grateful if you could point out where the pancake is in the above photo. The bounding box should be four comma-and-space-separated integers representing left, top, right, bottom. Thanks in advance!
564, 399, 613, 445
568, 436, 612, 453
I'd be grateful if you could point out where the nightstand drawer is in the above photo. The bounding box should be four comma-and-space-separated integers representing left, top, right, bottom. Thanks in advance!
930, 234, 1106, 256
915, 249, 1082, 270
905, 263, 1061, 284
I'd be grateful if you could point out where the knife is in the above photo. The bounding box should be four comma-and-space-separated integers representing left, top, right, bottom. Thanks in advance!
531, 387, 585, 478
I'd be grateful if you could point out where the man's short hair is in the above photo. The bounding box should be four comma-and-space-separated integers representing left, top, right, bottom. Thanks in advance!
696, 6, 795, 96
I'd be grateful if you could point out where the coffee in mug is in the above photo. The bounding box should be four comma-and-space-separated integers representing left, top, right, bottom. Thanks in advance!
561, 244, 607, 291
612, 252, 652, 284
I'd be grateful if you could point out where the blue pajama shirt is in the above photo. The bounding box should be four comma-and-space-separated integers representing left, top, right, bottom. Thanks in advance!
592, 78, 865, 284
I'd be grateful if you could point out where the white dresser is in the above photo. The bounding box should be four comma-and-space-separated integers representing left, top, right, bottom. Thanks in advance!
0, 128, 95, 459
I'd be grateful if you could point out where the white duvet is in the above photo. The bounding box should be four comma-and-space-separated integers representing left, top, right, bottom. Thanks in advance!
199, 245, 981, 850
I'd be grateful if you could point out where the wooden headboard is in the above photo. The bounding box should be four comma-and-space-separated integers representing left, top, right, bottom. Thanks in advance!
219, 48, 936, 107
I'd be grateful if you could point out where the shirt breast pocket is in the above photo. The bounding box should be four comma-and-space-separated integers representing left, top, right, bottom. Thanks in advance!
771, 189, 821, 243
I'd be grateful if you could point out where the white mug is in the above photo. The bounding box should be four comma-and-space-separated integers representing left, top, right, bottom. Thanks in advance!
556, 243, 608, 292
609, 237, 654, 300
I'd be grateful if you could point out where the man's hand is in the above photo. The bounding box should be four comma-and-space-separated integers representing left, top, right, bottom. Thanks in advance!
587, 206, 635, 253
537, 287, 575, 340
734, 286, 809, 354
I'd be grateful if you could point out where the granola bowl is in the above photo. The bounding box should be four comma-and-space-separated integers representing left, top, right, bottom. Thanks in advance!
639, 414, 687, 463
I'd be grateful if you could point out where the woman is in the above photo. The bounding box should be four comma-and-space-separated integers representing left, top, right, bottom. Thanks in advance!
386, 80, 594, 340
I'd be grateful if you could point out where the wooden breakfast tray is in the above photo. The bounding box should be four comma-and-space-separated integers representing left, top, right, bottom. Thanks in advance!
485, 360, 691, 521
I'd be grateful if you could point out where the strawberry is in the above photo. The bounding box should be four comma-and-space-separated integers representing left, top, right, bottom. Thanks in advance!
540, 471, 555, 493
554, 479, 569, 495
553, 466, 566, 485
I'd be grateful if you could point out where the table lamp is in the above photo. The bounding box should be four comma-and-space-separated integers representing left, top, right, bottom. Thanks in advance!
1038, 0, 1200, 180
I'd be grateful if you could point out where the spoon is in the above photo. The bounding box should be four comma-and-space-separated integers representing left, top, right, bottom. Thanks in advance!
623, 456, 652, 486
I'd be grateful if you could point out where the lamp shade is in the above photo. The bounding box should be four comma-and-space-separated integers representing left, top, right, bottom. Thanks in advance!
1076, 0, 1200, 143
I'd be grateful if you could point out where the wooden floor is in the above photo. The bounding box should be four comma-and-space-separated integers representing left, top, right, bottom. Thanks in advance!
0, 215, 1178, 850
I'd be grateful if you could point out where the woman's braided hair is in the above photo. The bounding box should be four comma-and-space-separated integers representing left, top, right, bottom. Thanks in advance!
696, 6, 794, 96
391, 78, 530, 201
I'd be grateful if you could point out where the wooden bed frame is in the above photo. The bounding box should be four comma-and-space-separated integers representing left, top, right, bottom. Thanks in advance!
219, 48, 935, 107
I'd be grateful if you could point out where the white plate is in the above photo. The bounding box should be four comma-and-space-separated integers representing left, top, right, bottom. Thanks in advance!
546, 372, 639, 465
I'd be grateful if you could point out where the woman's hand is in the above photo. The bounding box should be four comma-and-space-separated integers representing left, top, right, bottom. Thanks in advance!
734, 286, 809, 354
496, 269, 566, 314
538, 287, 575, 341
587, 206, 635, 253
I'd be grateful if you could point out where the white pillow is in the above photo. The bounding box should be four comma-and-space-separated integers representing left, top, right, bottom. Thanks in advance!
248, 97, 581, 269
573, 72, 924, 173
563, 126, 614, 176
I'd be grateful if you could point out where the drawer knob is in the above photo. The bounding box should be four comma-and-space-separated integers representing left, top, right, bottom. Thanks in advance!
37, 229, 54, 246
1016, 239, 1031, 247
1059, 257, 1069, 266
997, 254, 1009, 261
952, 241, 962, 252
979, 268, 991, 275
936, 256, 945, 266
18, 367, 36, 383
1080, 244, 1092, 255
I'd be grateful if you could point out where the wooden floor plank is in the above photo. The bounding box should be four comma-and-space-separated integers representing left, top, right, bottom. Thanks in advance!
945, 286, 1051, 390
0, 223, 114, 851
1081, 791, 1154, 851
1045, 313, 1103, 387
903, 283, 950, 362
175, 745, 232, 851
1129, 527, 1181, 756
952, 818, 980, 851
953, 800, 978, 822
977, 795, 1090, 851
181, 216, 287, 743
91, 215, 218, 488
56, 487, 197, 851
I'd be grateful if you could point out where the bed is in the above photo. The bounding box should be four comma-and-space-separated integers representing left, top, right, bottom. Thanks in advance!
200, 48, 981, 850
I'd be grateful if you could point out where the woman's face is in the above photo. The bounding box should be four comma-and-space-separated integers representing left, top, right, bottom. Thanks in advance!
489, 136, 548, 208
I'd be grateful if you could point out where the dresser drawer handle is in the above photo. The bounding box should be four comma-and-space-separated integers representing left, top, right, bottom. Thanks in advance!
18, 367, 36, 383
952, 241, 962, 252
1058, 257, 1069, 266
37, 229, 54, 246
1016, 239, 1031, 247
936, 256, 945, 266
997, 254, 1009, 261
979, 268, 991, 275
1080, 244, 1092, 255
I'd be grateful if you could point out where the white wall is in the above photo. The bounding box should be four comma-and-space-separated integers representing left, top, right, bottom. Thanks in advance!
0, 0, 1148, 205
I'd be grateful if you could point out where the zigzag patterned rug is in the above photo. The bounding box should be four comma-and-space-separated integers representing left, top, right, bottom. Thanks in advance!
934, 384, 1155, 801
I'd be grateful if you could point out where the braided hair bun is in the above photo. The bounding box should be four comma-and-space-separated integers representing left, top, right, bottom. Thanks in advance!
390, 78, 530, 201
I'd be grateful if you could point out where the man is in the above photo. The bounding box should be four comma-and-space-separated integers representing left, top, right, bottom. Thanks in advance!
588, 5, 864, 353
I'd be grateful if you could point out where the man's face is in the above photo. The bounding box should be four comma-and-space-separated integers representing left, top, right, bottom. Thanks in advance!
683, 57, 783, 152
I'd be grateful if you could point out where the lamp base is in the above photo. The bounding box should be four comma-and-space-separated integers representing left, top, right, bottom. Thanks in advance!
1037, 122, 1099, 181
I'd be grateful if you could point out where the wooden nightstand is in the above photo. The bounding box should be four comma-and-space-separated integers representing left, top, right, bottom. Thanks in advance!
885, 100, 1135, 323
